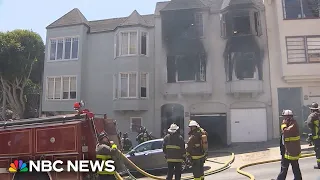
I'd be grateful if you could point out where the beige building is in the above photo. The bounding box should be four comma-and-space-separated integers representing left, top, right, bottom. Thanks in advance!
265, 0, 320, 137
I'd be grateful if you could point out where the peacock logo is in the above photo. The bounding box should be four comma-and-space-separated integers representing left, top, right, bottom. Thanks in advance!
8, 160, 28, 173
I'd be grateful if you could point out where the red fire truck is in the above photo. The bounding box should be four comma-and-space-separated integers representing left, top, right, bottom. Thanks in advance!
0, 102, 121, 180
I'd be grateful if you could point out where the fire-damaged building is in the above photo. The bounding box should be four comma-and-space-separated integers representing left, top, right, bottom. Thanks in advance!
154, 0, 273, 146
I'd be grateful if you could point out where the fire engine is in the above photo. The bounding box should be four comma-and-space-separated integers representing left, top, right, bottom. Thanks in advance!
0, 101, 122, 180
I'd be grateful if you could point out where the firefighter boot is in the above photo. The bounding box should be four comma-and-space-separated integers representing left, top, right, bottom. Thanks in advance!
314, 163, 320, 169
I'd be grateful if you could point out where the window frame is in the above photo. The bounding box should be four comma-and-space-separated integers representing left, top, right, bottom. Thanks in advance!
194, 12, 204, 38
45, 75, 77, 101
140, 31, 149, 56
118, 72, 138, 99
130, 117, 143, 133
140, 72, 149, 99
48, 36, 80, 62
173, 55, 206, 83
282, 0, 320, 20
118, 31, 139, 57
286, 35, 320, 64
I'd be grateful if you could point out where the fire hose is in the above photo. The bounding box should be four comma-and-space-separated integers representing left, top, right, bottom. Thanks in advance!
236, 153, 315, 180
116, 150, 235, 180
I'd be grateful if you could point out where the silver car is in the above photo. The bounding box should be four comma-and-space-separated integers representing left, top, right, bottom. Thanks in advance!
124, 138, 190, 172
125, 139, 167, 171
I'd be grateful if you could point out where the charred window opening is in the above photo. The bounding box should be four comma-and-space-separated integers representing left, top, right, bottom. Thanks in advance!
224, 36, 263, 81
233, 14, 251, 35
167, 54, 206, 83
161, 9, 207, 83
221, 10, 262, 38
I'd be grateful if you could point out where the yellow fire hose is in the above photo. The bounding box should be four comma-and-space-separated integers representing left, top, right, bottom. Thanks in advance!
117, 150, 235, 180
236, 153, 315, 180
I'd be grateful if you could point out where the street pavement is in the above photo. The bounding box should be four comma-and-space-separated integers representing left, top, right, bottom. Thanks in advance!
209, 157, 320, 180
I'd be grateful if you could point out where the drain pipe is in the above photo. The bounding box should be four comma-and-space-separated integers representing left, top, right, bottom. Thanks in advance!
263, 3, 275, 139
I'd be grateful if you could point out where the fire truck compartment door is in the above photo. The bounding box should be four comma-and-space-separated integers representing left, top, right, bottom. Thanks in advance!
0, 129, 32, 156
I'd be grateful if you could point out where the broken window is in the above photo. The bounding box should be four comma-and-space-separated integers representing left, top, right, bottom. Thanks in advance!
283, 0, 320, 19
167, 54, 206, 83
254, 12, 262, 36
220, 11, 262, 38
234, 52, 256, 80
232, 12, 251, 36
226, 52, 256, 81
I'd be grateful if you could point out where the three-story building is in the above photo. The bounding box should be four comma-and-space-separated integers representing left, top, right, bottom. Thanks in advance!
154, 0, 273, 145
42, 8, 155, 144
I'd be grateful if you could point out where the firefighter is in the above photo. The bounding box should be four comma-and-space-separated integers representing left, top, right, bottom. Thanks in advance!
163, 124, 186, 180
306, 102, 320, 169
96, 131, 118, 180
273, 110, 302, 180
121, 132, 132, 152
136, 126, 152, 144
186, 120, 205, 180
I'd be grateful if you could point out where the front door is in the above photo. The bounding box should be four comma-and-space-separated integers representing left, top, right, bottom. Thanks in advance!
277, 87, 303, 133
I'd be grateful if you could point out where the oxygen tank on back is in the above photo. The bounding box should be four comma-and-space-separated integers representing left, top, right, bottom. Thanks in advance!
200, 128, 208, 152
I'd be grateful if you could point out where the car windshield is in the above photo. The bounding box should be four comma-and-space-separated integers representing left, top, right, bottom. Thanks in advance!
134, 142, 153, 153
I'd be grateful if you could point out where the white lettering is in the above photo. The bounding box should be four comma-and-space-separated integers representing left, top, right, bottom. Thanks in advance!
52, 160, 63, 172
104, 160, 115, 172
79, 160, 89, 172
90, 160, 104, 172
67, 161, 78, 172
42, 161, 52, 172
29, 161, 40, 172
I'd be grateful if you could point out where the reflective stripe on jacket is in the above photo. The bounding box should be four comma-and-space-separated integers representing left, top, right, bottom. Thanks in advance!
187, 128, 205, 160
96, 143, 116, 175
163, 133, 186, 162
281, 119, 301, 160
306, 112, 320, 140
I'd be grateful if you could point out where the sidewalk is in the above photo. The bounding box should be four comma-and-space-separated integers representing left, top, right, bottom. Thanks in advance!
210, 139, 315, 168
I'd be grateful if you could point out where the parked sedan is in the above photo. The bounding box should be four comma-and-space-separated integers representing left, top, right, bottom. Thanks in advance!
125, 139, 167, 171
124, 138, 190, 172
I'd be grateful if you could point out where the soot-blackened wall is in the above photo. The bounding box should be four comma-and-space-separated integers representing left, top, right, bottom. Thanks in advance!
161, 9, 207, 83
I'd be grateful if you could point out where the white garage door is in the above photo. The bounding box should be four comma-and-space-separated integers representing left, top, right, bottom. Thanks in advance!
230, 108, 267, 143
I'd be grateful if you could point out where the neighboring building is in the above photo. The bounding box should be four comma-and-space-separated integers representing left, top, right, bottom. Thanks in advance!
265, 0, 320, 137
42, 0, 275, 145
42, 8, 155, 144
154, 0, 273, 145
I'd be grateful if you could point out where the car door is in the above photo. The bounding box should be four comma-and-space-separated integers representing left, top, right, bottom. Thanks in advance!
149, 140, 167, 169
128, 142, 153, 169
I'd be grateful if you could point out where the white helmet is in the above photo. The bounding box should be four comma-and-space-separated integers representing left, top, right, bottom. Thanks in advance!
282, 110, 293, 116
189, 120, 199, 127
168, 123, 179, 133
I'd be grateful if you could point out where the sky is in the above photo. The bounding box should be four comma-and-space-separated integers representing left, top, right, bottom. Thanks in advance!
0, 0, 161, 41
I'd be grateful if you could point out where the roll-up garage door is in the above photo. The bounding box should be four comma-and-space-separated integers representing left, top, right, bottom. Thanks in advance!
230, 108, 267, 142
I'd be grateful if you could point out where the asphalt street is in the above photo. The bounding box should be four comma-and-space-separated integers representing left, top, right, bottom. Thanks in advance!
207, 157, 320, 180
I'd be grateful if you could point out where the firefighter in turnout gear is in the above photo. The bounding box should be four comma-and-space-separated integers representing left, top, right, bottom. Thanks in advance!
163, 124, 186, 180
274, 110, 302, 180
121, 132, 132, 152
187, 120, 205, 180
136, 126, 152, 144
306, 102, 320, 169
96, 131, 118, 180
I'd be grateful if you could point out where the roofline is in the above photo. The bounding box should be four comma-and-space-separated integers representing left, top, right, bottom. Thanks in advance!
160, 6, 210, 12
46, 23, 90, 30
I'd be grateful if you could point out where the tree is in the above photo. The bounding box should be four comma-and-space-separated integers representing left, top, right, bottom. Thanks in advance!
0, 30, 44, 119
